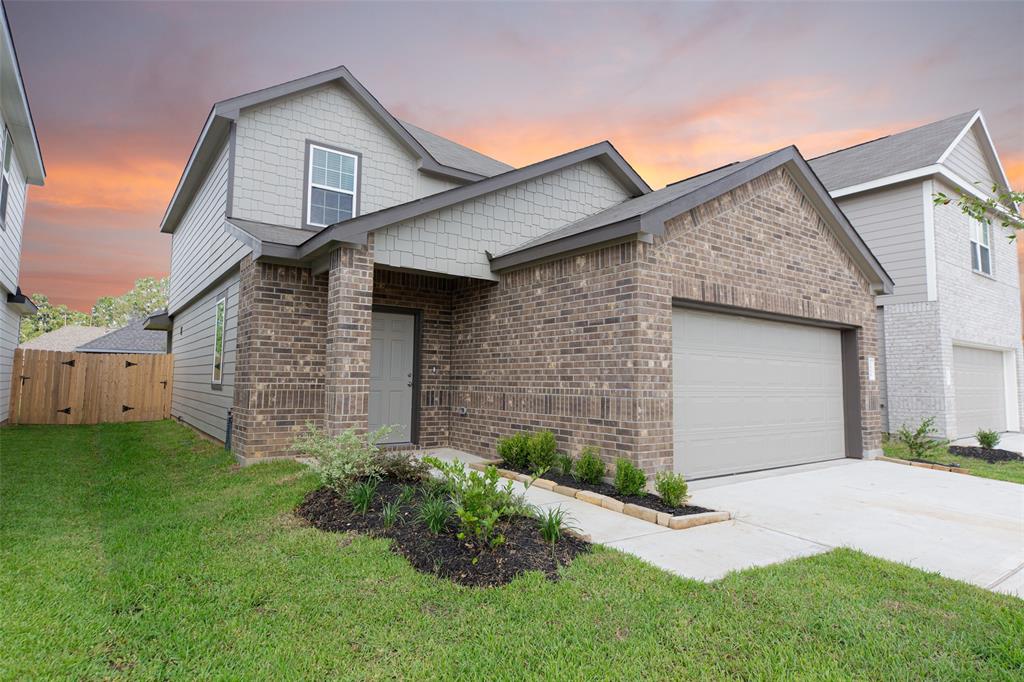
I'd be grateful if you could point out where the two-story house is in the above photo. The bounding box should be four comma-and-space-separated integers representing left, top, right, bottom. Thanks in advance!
0, 4, 45, 423
810, 112, 1022, 439
151, 66, 894, 480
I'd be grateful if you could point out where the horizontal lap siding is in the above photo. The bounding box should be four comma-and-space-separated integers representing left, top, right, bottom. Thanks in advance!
944, 126, 998, 193
170, 272, 239, 440
168, 142, 249, 313
0, 301, 18, 421
0, 143, 28, 294
836, 182, 926, 304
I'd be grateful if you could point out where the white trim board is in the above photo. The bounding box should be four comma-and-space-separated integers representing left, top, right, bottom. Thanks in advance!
936, 111, 1012, 193
921, 179, 938, 301
830, 164, 992, 202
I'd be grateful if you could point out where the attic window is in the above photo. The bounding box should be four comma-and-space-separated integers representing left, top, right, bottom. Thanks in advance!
969, 218, 992, 276
306, 143, 358, 228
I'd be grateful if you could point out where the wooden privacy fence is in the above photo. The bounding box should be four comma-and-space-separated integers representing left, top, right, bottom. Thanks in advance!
8, 349, 174, 425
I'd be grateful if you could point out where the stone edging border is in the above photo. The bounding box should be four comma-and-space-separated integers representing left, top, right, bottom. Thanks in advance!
468, 459, 731, 531
876, 455, 971, 475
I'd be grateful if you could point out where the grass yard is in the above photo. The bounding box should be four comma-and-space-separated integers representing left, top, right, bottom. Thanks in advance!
882, 439, 1024, 485
2, 421, 1021, 680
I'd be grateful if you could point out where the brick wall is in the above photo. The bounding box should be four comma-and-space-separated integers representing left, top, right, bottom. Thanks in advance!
232, 256, 328, 459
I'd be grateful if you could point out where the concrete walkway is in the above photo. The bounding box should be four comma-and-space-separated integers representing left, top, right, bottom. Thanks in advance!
420, 449, 1024, 598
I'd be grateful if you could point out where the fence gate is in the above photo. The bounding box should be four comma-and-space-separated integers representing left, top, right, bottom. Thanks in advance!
8, 349, 174, 425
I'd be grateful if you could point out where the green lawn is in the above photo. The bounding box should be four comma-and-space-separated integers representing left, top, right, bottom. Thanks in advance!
882, 439, 1024, 485
2, 422, 1021, 680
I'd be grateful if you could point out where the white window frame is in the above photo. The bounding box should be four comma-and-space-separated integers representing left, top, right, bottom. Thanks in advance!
305, 144, 359, 228
0, 126, 11, 230
211, 297, 226, 385
969, 218, 992, 276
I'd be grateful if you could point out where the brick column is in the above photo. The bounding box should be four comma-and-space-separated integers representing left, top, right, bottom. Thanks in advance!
325, 239, 375, 435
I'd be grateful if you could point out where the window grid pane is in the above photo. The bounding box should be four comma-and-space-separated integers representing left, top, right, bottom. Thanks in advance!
979, 245, 991, 274
970, 243, 980, 271
308, 145, 358, 225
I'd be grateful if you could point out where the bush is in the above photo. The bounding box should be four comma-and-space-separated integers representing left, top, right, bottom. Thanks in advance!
976, 429, 1001, 450
423, 457, 518, 548
416, 496, 450, 535
896, 417, 943, 459
496, 432, 531, 469
574, 447, 605, 484
556, 452, 574, 477
654, 471, 689, 508
381, 500, 401, 528
379, 450, 430, 483
527, 431, 559, 473
293, 423, 391, 493
348, 479, 378, 514
614, 458, 647, 497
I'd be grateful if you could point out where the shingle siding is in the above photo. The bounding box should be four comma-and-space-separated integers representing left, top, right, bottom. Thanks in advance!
0, 140, 27, 295
375, 159, 633, 280
170, 270, 240, 440
168, 142, 244, 314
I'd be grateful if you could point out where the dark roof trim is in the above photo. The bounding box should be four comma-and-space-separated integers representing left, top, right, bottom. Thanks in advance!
160, 66, 501, 234
6, 286, 37, 315
295, 141, 650, 260
143, 309, 171, 331
491, 146, 893, 294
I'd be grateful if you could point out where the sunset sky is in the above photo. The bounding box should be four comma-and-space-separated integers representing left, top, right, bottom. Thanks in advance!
6, 0, 1023, 311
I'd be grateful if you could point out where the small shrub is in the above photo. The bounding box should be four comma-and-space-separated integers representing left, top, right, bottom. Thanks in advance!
423, 457, 517, 548
574, 447, 605, 484
380, 450, 430, 483
416, 496, 450, 535
381, 500, 401, 528
348, 479, 378, 514
614, 458, 647, 497
556, 452, 574, 477
496, 432, 531, 469
523, 466, 549, 491
654, 471, 689, 508
293, 423, 391, 493
398, 484, 417, 506
527, 431, 559, 473
896, 417, 944, 459
536, 506, 579, 551
976, 429, 1001, 450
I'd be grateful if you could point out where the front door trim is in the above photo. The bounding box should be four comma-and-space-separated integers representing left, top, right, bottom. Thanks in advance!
371, 304, 422, 445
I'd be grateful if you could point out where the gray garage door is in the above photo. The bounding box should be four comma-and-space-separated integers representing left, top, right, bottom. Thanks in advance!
672, 308, 846, 479
953, 345, 1006, 436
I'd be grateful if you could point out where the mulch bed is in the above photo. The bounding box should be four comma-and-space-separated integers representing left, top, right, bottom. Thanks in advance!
500, 462, 713, 517
295, 479, 590, 587
909, 458, 962, 468
948, 445, 1023, 464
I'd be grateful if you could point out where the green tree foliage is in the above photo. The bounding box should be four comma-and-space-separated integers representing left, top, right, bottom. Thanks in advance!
18, 295, 91, 343
933, 184, 1023, 239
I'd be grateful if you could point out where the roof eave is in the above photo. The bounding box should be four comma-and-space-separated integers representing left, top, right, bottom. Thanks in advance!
6, 287, 37, 315
1, 3, 45, 183
490, 217, 643, 271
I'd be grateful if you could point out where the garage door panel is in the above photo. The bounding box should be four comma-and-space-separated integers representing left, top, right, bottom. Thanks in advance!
953, 345, 1006, 436
673, 309, 846, 479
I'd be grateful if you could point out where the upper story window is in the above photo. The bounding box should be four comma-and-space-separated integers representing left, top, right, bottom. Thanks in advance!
969, 218, 992, 276
306, 143, 358, 228
0, 127, 12, 229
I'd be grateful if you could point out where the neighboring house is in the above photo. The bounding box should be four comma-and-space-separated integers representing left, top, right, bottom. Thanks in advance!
152, 66, 892, 479
75, 318, 167, 354
0, 3, 45, 423
809, 112, 1022, 439
20, 325, 111, 351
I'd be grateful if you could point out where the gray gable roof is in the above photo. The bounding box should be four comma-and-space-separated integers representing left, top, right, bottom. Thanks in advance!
76, 319, 167, 354
399, 120, 513, 178
491, 146, 893, 294
21, 325, 111, 351
808, 111, 976, 191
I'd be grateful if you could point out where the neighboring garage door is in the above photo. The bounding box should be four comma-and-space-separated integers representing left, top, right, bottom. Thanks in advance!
673, 308, 846, 479
953, 345, 1006, 436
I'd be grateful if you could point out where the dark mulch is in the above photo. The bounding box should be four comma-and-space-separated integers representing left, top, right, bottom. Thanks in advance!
500, 462, 713, 516
295, 480, 590, 587
948, 445, 1023, 464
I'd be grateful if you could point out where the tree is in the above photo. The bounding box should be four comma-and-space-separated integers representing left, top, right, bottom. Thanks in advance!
19, 295, 91, 343
933, 184, 1023, 240
90, 276, 168, 328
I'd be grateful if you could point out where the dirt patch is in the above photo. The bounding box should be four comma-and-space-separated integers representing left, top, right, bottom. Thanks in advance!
296, 481, 590, 587
500, 463, 714, 516
948, 446, 1022, 464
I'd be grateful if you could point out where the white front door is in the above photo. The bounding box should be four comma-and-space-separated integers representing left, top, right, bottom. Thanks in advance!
369, 312, 415, 444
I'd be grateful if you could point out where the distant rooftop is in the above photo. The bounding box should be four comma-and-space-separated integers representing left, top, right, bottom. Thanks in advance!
76, 318, 167, 354
21, 325, 112, 351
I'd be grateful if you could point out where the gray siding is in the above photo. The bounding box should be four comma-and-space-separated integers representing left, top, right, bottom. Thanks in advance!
0, 136, 28, 295
0, 300, 18, 421
168, 142, 249, 314
943, 124, 998, 194
835, 181, 927, 305
170, 271, 239, 440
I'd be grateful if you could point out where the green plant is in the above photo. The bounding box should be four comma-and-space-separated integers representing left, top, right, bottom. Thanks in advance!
381, 500, 401, 528
574, 447, 605, 484
380, 450, 430, 483
556, 452, 574, 477
496, 432, 531, 469
896, 417, 944, 459
654, 471, 689, 508
292, 423, 392, 493
522, 466, 549, 491
527, 431, 559, 473
975, 429, 1001, 450
536, 506, 579, 553
348, 479, 378, 514
614, 458, 647, 497
398, 484, 417, 506
423, 457, 517, 548
416, 496, 450, 535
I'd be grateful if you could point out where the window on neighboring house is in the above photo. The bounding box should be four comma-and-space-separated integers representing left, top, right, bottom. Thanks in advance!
306, 144, 357, 227
0, 127, 11, 229
211, 298, 226, 384
970, 218, 992, 276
